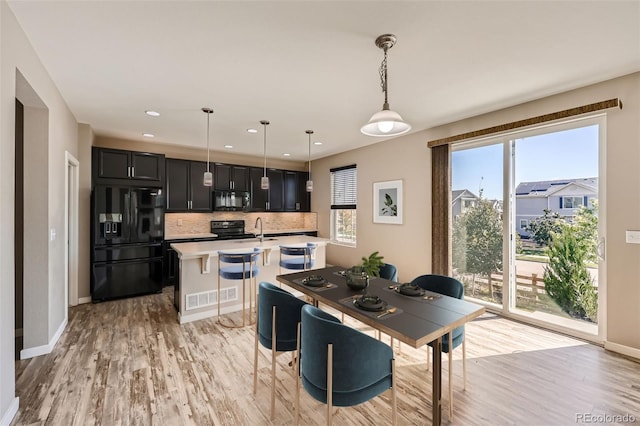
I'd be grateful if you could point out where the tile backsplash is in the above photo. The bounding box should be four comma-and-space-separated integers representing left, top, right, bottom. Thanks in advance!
165, 212, 318, 236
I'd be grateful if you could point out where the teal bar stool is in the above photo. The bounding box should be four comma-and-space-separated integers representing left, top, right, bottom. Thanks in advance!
217, 248, 262, 328
279, 243, 317, 275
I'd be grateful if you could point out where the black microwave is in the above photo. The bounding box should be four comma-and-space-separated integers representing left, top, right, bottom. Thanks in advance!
213, 191, 250, 211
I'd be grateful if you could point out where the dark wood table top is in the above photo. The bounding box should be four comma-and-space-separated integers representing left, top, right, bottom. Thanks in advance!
276, 266, 485, 348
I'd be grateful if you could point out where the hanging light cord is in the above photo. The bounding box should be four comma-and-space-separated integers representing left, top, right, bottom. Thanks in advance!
263, 123, 267, 176
379, 46, 388, 105
308, 133, 312, 177
206, 113, 211, 172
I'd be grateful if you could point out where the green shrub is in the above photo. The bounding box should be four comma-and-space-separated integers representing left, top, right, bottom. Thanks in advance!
543, 225, 598, 322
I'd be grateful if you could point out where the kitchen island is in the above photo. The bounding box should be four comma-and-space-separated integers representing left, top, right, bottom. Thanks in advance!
171, 236, 329, 324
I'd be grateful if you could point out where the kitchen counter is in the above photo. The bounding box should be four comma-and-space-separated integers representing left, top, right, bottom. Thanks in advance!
165, 233, 218, 241
171, 235, 328, 324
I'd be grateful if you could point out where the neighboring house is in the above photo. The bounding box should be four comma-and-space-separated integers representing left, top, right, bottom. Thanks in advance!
516, 177, 598, 237
452, 189, 479, 220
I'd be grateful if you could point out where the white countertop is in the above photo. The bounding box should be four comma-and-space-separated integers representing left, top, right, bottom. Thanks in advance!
171, 235, 329, 259
164, 233, 218, 241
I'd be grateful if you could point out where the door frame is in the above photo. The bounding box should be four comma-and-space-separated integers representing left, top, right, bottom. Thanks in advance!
65, 151, 79, 312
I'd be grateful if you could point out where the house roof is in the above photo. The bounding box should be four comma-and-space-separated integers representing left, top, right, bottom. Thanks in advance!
515, 177, 598, 196
452, 189, 478, 203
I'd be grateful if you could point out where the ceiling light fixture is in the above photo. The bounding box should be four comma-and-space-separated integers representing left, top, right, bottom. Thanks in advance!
247, 128, 258, 134
360, 34, 411, 137
202, 107, 214, 187
260, 120, 270, 190
142, 133, 155, 138
283, 153, 291, 157
314, 141, 323, 146
145, 110, 160, 117
224, 144, 233, 149
306, 130, 314, 192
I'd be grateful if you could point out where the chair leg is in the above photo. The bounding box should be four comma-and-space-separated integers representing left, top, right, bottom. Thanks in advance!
271, 306, 277, 420
391, 357, 397, 426
327, 343, 333, 426
253, 304, 259, 395
448, 333, 454, 420
462, 330, 467, 391
294, 323, 301, 426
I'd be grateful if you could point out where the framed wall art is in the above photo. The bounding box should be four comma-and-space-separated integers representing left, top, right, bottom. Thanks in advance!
373, 179, 403, 224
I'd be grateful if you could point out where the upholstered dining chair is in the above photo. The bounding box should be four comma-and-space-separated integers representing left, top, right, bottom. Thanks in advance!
411, 274, 466, 419
254, 281, 307, 420
379, 263, 398, 282
295, 304, 397, 425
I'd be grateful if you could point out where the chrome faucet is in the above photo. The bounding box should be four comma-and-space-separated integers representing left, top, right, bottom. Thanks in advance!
255, 217, 263, 242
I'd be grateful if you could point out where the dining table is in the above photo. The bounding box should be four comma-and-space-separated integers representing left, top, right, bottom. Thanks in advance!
276, 265, 486, 426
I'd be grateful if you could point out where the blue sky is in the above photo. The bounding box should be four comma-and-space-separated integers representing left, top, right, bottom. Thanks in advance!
452, 124, 599, 200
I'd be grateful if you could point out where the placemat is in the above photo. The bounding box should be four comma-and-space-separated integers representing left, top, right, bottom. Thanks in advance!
338, 296, 402, 320
292, 277, 337, 292
383, 285, 442, 303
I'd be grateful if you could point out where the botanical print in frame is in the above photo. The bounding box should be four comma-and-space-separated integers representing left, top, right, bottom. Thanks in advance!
373, 180, 403, 224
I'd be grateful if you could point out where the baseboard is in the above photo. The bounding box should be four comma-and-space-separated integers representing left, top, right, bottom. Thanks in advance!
604, 341, 640, 360
78, 296, 91, 304
20, 318, 67, 360
0, 397, 19, 426
15, 328, 23, 338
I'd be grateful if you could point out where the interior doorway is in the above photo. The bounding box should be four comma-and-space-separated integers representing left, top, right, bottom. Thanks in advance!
65, 152, 79, 312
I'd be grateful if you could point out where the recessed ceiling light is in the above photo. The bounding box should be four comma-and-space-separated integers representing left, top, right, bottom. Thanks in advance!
283, 153, 291, 157
247, 128, 258, 134
224, 145, 233, 149
143, 133, 155, 138
145, 110, 160, 117
314, 141, 323, 145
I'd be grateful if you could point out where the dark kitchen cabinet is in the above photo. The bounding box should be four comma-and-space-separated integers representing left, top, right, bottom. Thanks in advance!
284, 171, 310, 212
214, 163, 249, 191
249, 167, 268, 211
165, 159, 212, 212
266, 168, 284, 211
93, 147, 164, 184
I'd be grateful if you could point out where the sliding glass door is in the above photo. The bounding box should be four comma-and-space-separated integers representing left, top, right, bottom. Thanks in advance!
451, 118, 604, 339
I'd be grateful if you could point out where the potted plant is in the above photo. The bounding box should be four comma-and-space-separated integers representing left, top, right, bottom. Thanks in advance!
360, 251, 385, 277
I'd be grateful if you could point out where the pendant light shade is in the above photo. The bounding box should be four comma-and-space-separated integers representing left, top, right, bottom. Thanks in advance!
360, 34, 411, 137
305, 130, 314, 192
202, 107, 214, 186
260, 120, 270, 190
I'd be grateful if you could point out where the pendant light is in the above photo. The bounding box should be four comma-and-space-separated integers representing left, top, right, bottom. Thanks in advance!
360, 34, 411, 137
202, 107, 214, 186
260, 120, 270, 189
305, 130, 314, 192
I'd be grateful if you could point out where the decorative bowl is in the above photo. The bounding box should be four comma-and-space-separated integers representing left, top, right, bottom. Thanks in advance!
346, 267, 369, 290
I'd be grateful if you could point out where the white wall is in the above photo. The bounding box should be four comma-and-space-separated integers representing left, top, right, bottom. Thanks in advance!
1, 1, 79, 422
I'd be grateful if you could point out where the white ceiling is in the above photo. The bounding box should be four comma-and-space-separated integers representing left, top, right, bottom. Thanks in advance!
7, 1, 640, 162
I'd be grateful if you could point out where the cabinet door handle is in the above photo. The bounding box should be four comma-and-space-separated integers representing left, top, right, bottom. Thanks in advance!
105, 222, 111, 234
131, 166, 135, 177
127, 166, 131, 177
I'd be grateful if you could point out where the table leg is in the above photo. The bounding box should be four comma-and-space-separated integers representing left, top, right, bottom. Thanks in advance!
432, 337, 442, 426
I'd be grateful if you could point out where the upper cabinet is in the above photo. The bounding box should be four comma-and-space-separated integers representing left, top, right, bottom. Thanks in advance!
93, 147, 164, 185
165, 159, 212, 212
214, 163, 250, 191
286, 171, 310, 212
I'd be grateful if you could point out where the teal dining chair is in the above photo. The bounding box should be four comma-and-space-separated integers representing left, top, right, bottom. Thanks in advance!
254, 281, 307, 420
295, 304, 397, 425
411, 274, 466, 420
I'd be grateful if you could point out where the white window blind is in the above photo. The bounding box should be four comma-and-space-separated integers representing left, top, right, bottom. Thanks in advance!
330, 164, 357, 209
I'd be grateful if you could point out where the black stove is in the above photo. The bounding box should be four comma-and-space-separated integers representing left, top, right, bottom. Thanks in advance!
210, 220, 256, 240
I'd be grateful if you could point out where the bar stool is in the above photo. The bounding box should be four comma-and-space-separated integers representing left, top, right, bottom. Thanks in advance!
279, 243, 316, 274
217, 247, 262, 328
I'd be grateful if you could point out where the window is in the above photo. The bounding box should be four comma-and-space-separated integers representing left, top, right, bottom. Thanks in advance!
520, 219, 529, 229
562, 196, 584, 209
330, 164, 357, 246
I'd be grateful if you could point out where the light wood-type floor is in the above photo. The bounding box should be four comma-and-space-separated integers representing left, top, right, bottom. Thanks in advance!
13, 287, 640, 425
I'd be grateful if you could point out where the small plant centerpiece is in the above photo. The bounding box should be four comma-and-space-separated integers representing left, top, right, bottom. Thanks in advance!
346, 252, 385, 291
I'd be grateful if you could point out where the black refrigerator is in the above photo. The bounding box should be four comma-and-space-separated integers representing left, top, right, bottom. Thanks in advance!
91, 185, 165, 302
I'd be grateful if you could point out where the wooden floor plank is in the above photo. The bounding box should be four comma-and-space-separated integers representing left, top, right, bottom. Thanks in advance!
12, 287, 640, 425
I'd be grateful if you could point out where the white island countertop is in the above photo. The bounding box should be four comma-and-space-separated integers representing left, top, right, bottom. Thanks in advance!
171, 235, 329, 259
